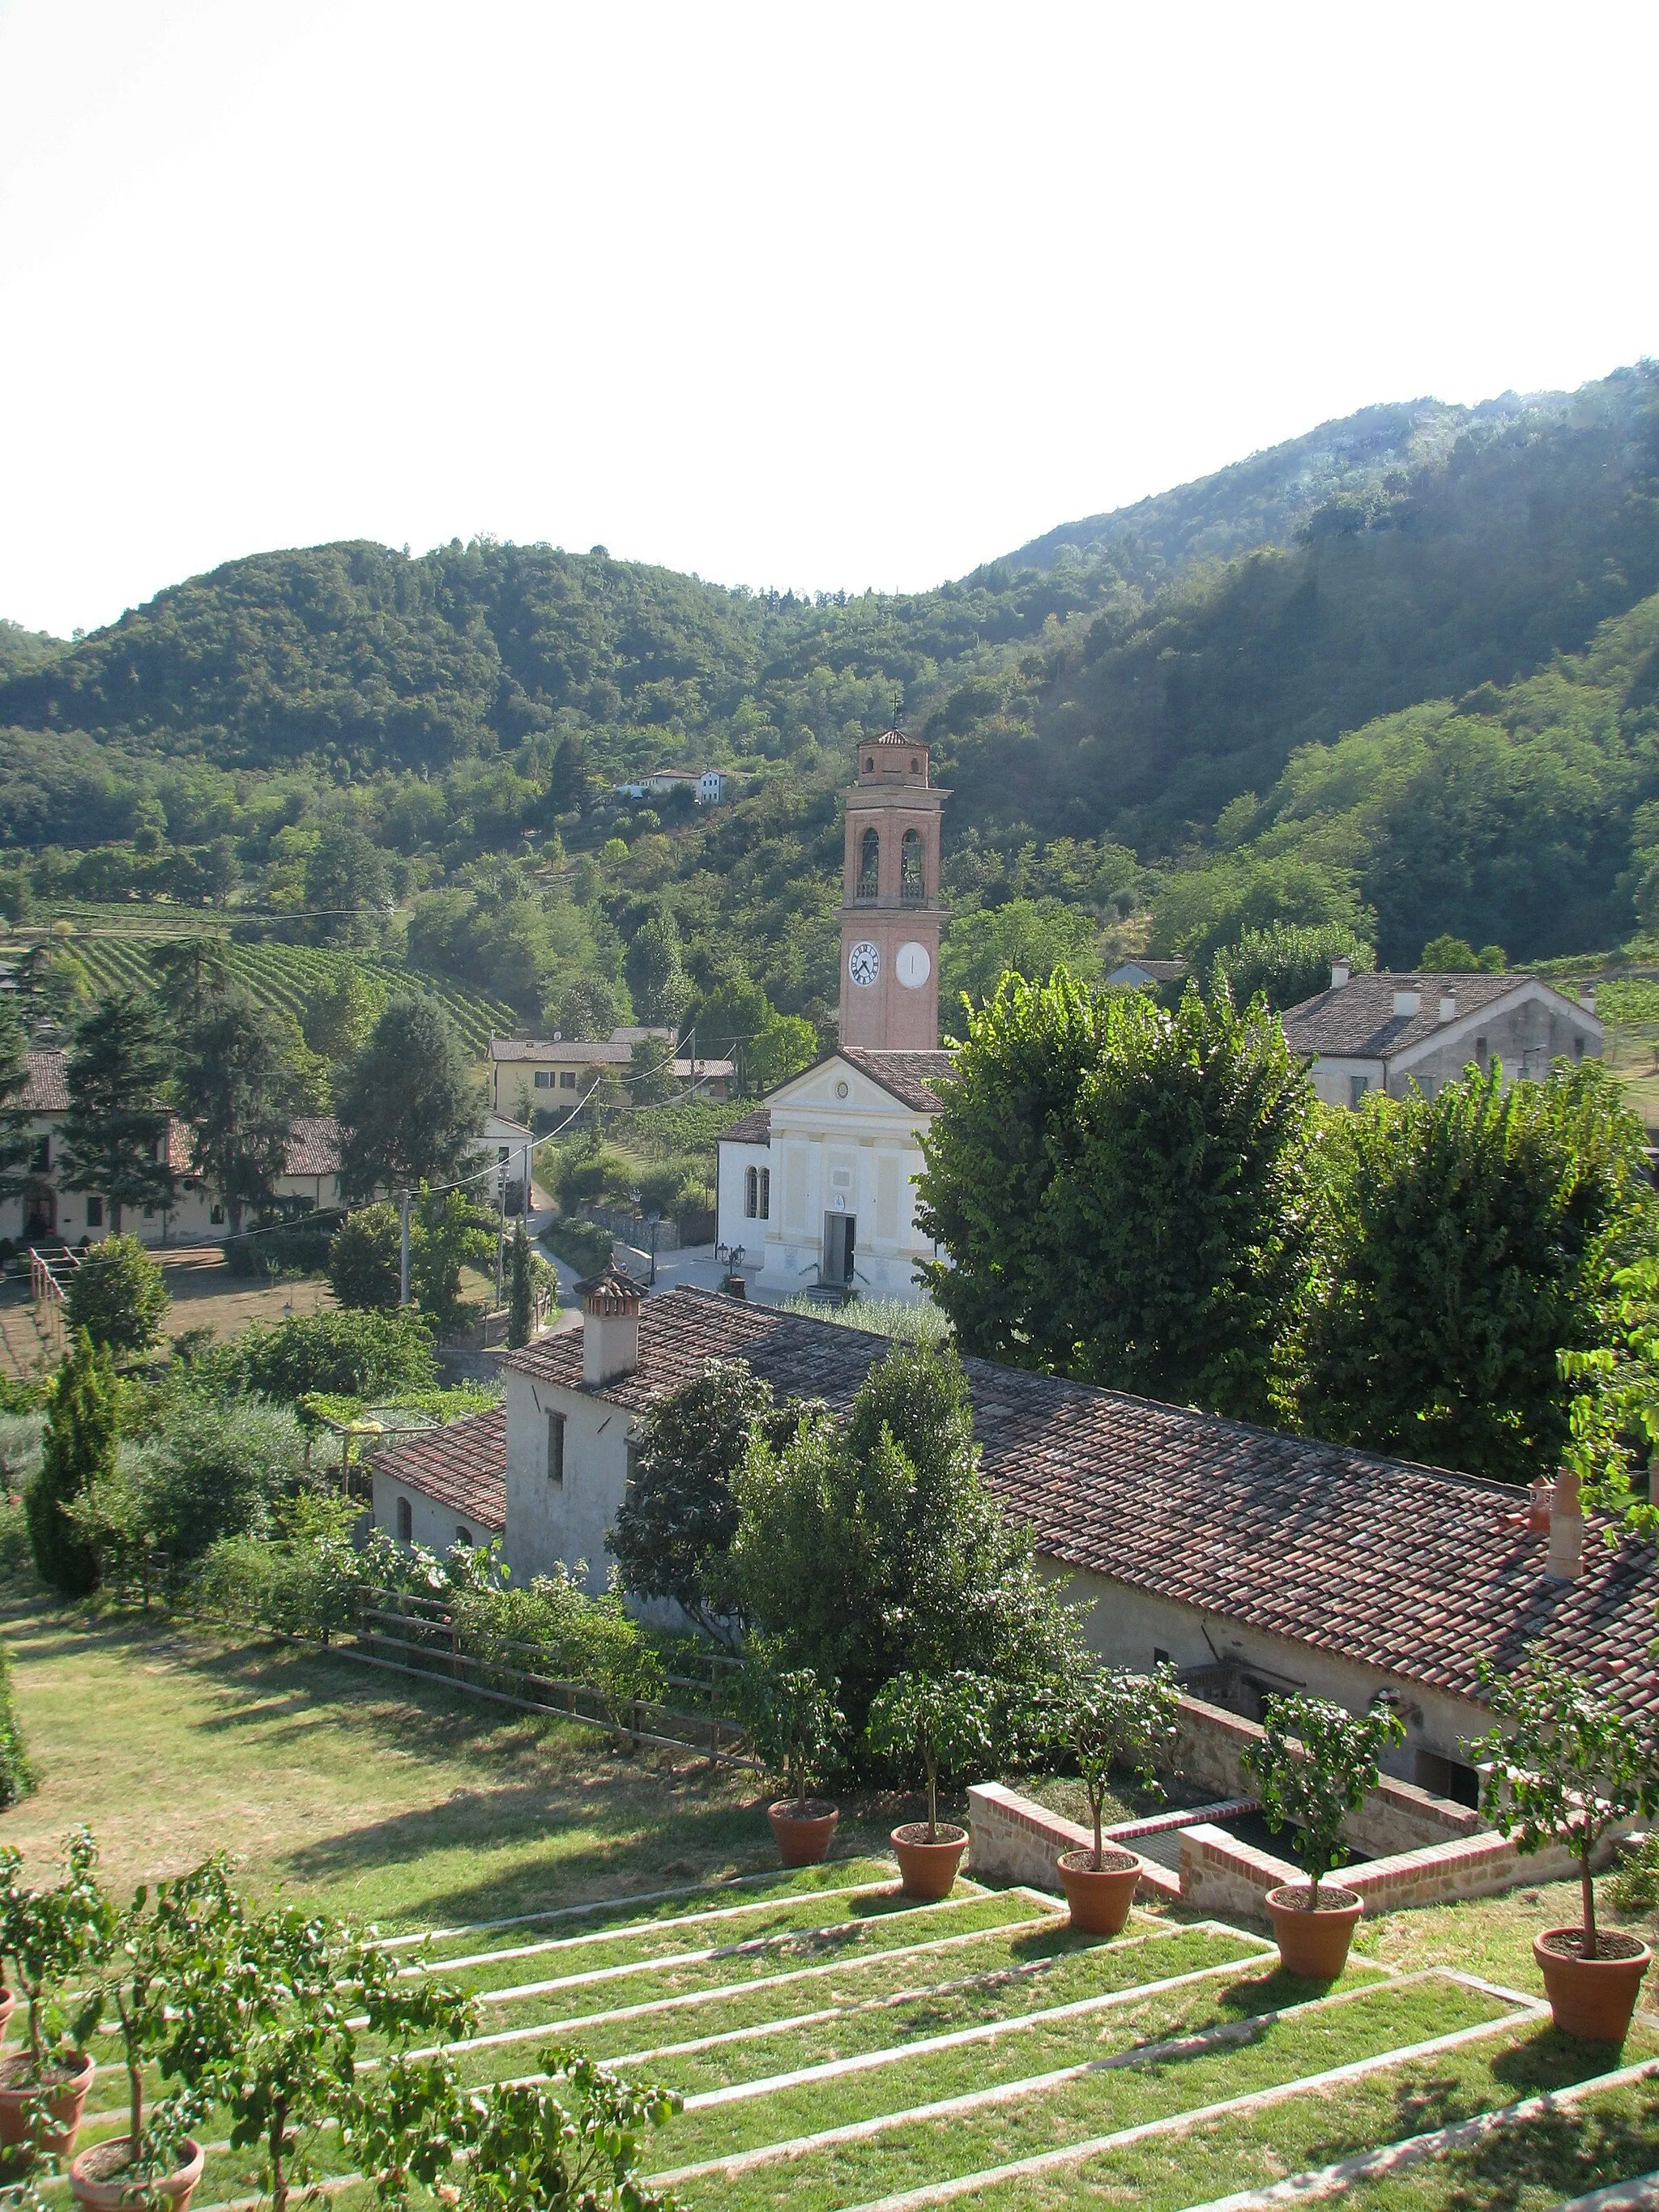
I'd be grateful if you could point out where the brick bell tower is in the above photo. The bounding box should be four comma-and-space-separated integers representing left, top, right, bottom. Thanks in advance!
838, 723, 949, 1051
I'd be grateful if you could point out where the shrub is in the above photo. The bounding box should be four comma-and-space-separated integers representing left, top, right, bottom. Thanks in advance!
198, 1309, 437, 1402
0, 1409, 44, 1495
223, 1226, 336, 1280
63, 1235, 170, 1357
0, 1640, 35, 1808
544, 1220, 613, 1276
866, 1670, 996, 1840
28, 1330, 117, 1596
134, 1392, 312, 1562
740, 1655, 842, 1812
1243, 1692, 1406, 1909
458, 2049, 680, 2212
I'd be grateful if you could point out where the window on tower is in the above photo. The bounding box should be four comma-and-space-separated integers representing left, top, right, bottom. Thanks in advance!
901, 828, 924, 904
857, 826, 880, 901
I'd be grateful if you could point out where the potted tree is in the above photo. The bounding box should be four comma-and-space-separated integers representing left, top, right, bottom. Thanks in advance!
1242, 1693, 1405, 1979
0, 1828, 114, 2157
866, 1670, 995, 1899
64, 1860, 241, 2212
740, 1657, 846, 1866
1471, 1652, 1656, 2041
453, 2044, 680, 2212
1052, 1664, 1181, 1936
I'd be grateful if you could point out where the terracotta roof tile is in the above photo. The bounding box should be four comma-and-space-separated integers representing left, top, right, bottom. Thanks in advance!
836, 1048, 956, 1110
503, 1289, 1659, 1719
369, 1409, 506, 1532
15, 1051, 66, 1113
282, 1117, 342, 1178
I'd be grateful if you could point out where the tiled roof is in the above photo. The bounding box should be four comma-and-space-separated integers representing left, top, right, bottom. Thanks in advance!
14, 1051, 66, 1113
491, 1039, 633, 1064
1109, 958, 1188, 984
1281, 973, 1593, 1062
368, 1409, 506, 1532
716, 1107, 771, 1146
836, 1048, 957, 1110
502, 1288, 1659, 1720
283, 1117, 343, 1178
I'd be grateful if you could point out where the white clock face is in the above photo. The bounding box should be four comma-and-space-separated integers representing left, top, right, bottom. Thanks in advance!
896, 940, 932, 989
847, 940, 881, 987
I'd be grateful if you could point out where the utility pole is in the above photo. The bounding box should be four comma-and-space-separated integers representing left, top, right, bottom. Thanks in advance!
399, 1189, 411, 1306
495, 1150, 506, 1308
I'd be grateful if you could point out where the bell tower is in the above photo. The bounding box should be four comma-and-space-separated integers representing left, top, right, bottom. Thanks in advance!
838, 723, 949, 1051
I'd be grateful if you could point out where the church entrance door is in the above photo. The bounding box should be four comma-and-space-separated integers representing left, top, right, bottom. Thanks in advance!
823, 1212, 856, 1286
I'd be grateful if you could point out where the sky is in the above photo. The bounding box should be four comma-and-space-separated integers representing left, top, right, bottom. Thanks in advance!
2, 0, 1657, 639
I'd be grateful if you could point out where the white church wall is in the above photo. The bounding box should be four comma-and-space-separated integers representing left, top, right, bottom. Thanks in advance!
714, 1140, 771, 1269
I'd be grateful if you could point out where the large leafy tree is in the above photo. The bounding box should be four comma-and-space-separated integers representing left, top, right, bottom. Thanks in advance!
63, 1233, 170, 1356
1209, 921, 1375, 1012
730, 1338, 1085, 1741
625, 910, 693, 1031
1299, 1059, 1655, 1483
304, 820, 391, 947
0, 995, 34, 1210
335, 998, 481, 1199
58, 994, 176, 1233
176, 993, 304, 1234
915, 971, 1320, 1421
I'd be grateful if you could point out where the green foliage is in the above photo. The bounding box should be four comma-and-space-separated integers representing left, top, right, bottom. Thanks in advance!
1210, 921, 1376, 1012
916, 972, 1320, 1421
28, 1332, 118, 1596
626, 908, 693, 1030
1300, 1061, 1655, 1483
1421, 935, 1507, 972
0, 991, 35, 1205
445, 1561, 667, 1715
63, 1234, 170, 1357
326, 1204, 403, 1310
608, 1357, 790, 1643
0, 1639, 36, 1809
866, 1669, 996, 1839
1051, 1664, 1182, 1865
303, 818, 390, 946
148, 935, 233, 1022
0, 1825, 115, 2073
1242, 1693, 1405, 1908
777, 1294, 953, 1345
409, 1185, 496, 1337
221, 1225, 335, 1280
58, 994, 176, 1231
128, 1391, 312, 1563
731, 1338, 1085, 1748
335, 997, 482, 1199
1153, 854, 1372, 972
1472, 1652, 1658, 1958
1610, 1832, 1659, 1914
194, 1308, 437, 1403
456, 2048, 680, 2212
738, 1654, 843, 1809
174, 992, 303, 1233
544, 1219, 613, 1275
506, 1218, 532, 1349
940, 899, 1102, 1009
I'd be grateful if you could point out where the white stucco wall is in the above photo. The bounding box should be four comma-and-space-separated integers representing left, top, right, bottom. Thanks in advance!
502, 1367, 635, 1593
1307, 986, 1601, 1110
370, 1468, 491, 1557
715, 1140, 772, 1270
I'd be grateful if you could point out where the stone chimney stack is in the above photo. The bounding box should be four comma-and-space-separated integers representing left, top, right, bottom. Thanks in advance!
1330, 961, 1351, 990
577, 1262, 646, 1387
1546, 1464, 1584, 1583
1439, 992, 1456, 1023
1392, 988, 1422, 1018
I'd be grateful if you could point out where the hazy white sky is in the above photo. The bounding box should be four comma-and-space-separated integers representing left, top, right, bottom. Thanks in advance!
2, 0, 1656, 638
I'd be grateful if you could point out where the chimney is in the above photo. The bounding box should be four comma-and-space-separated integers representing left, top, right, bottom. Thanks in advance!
1438, 992, 1456, 1023
1581, 987, 1597, 1014
1392, 989, 1422, 1018
577, 1262, 646, 1387
1330, 961, 1351, 990
1545, 1464, 1584, 1583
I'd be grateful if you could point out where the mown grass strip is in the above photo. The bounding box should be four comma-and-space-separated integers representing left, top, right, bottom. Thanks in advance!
652, 1971, 1514, 2204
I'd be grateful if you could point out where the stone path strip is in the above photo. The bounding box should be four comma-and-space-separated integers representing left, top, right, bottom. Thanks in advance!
1553, 2174, 1659, 2211
1170, 2050, 1659, 2212
646, 1965, 1512, 2189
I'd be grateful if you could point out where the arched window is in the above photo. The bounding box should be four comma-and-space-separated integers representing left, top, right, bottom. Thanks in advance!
864, 756, 874, 773
901, 828, 924, 904
744, 1165, 759, 1217
395, 1496, 412, 1544
910, 757, 919, 774
857, 826, 880, 900
455, 1526, 471, 1549
758, 1166, 770, 1219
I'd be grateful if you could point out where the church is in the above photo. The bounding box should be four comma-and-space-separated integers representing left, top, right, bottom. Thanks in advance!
714, 725, 953, 1303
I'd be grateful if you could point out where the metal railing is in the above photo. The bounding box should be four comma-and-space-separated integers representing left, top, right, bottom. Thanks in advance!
28, 1245, 78, 1354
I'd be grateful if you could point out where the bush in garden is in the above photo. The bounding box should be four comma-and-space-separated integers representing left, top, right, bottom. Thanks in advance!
866, 1670, 996, 1840
1243, 1692, 1406, 1908
0, 1640, 34, 1808
0, 1825, 115, 2081
506, 1218, 533, 1349
1471, 1650, 1659, 1959
194, 1308, 437, 1402
63, 1235, 170, 1359
131, 1392, 312, 1562
28, 1329, 118, 1596
326, 1205, 403, 1310
457, 2048, 681, 2212
1052, 1663, 1182, 1867
740, 1652, 843, 1811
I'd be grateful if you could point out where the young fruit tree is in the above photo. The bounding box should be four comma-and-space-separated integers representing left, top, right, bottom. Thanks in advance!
0, 1826, 115, 2119
457, 2047, 680, 2212
866, 1670, 996, 1842
1055, 1663, 1182, 1869
740, 1655, 843, 1813
1471, 1651, 1657, 1960
1242, 1693, 1405, 1909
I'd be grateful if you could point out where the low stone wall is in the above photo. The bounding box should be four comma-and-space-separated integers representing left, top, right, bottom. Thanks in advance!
966, 1783, 1179, 1903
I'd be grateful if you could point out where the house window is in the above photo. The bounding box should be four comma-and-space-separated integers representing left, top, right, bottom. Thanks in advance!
560, 1071, 577, 1089
211, 1204, 225, 1225
547, 1411, 565, 1486
29, 1135, 49, 1172
535, 1071, 554, 1089
901, 827, 924, 904
1349, 1074, 1369, 1109
1414, 1747, 1479, 1808
745, 1165, 773, 1219
856, 826, 880, 901
395, 1497, 412, 1543
454, 1526, 471, 1549
1475, 1035, 1488, 1060
1153, 1647, 1171, 1667
1573, 1034, 1585, 1061
87, 1196, 104, 1227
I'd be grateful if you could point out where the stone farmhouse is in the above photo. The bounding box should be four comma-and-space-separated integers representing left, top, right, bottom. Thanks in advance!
1282, 962, 1601, 1109
370, 1272, 1657, 1805
486, 1030, 731, 1117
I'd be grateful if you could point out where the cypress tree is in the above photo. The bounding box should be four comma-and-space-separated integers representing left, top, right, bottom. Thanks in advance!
507, 1217, 533, 1349
27, 1329, 118, 1597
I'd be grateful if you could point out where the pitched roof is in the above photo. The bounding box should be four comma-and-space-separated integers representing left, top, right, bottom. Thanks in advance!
1281, 972, 1593, 1061
490, 1038, 633, 1064
367, 1409, 506, 1532
716, 1107, 771, 1146
1108, 958, 1188, 984
14, 1050, 66, 1113
282, 1117, 343, 1178
502, 1287, 1659, 1720
834, 1048, 956, 1110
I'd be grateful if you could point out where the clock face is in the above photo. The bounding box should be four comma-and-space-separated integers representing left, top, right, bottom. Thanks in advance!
847, 940, 881, 987
896, 940, 932, 989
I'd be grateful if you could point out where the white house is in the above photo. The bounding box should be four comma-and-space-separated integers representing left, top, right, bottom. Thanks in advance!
1282, 965, 1602, 1109
697, 770, 729, 805
488, 1033, 731, 1118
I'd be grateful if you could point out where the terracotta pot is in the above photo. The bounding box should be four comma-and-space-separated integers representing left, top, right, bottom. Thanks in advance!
0, 1988, 12, 2044
70, 2138, 206, 2212
768, 1800, 839, 1867
891, 1822, 968, 1899
1057, 1847, 1142, 1936
1533, 1927, 1653, 2042
1265, 1882, 1363, 1979
0, 2050, 98, 2155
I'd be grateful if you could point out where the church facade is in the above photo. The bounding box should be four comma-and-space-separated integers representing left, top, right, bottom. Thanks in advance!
715, 726, 953, 1302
